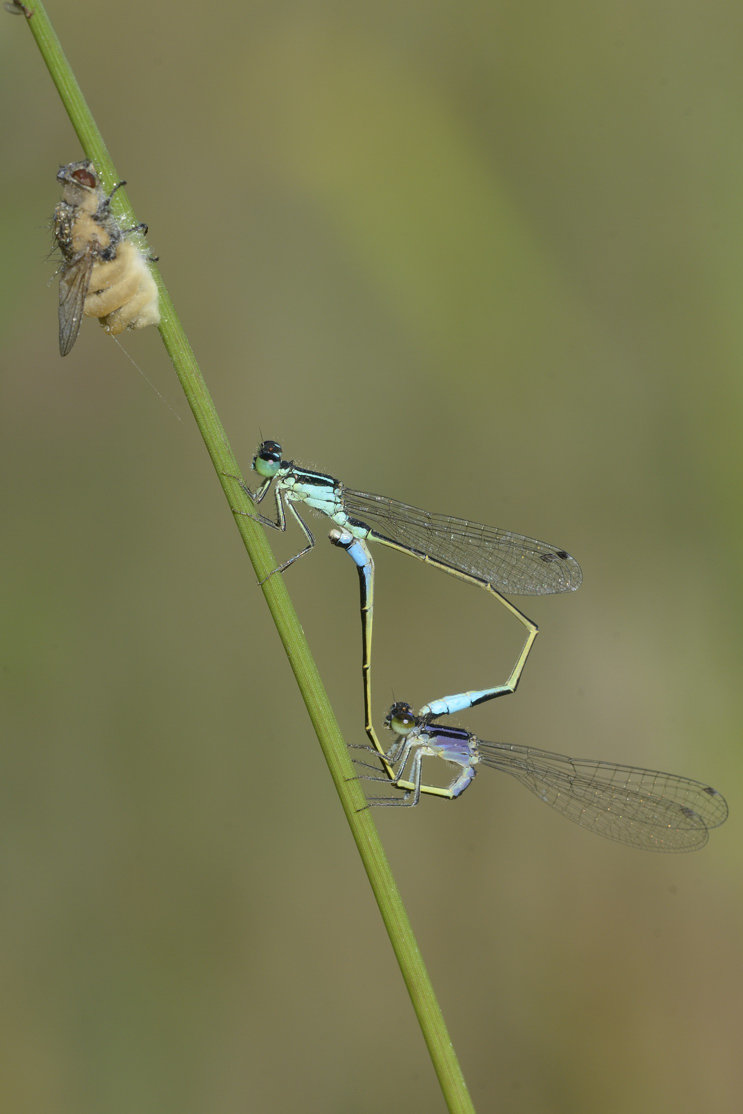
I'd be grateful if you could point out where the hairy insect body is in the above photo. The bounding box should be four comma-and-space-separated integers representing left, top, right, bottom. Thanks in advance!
54, 160, 160, 356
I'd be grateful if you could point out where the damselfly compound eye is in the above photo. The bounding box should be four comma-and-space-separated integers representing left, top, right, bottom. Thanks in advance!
385, 703, 418, 735
252, 441, 283, 478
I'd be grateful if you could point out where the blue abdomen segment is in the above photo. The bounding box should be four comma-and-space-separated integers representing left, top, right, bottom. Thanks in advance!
421, 688, 504, 718
330, 530, 370, 573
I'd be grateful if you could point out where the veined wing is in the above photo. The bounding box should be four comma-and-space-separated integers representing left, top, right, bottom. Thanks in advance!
343, 488, 582, 595
59, 249, 95, 356
478, 740, 728, 851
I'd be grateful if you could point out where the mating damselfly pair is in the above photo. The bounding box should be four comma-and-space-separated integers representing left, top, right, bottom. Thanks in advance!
227, 441, 727, 852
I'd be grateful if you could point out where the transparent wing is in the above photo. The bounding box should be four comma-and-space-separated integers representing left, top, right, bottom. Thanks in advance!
58, 250, 95, 356
478, 740, 727, 851
343, 488, 581, 595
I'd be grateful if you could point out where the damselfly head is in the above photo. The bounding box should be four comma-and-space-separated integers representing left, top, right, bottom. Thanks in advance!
384, 702, 418, 736
252, 440, 283, 478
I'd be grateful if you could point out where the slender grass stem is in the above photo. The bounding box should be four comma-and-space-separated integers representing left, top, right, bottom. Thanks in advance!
17, 4, 477, 1110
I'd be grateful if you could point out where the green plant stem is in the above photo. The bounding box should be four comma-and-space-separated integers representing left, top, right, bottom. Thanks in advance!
19, 4, 477, 1111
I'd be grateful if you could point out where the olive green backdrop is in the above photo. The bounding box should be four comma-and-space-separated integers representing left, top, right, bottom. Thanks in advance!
1, 2, 741, 1112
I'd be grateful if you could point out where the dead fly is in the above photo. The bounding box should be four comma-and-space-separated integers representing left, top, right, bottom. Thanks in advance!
53, 160, 160, 356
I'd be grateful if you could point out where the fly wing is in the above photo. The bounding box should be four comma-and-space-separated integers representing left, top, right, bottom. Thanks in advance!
343, 488, 582, 595
58, 249, 95, 356
478, 741, 728, 851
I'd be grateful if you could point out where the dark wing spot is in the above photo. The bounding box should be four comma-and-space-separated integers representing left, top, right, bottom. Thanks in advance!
539, 551, 569, 563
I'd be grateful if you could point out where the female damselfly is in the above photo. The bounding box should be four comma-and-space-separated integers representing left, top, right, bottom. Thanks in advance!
362, 702, 727, 852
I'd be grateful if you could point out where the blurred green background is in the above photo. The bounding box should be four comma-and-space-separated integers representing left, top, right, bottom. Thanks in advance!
1, 2, 741, 1111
